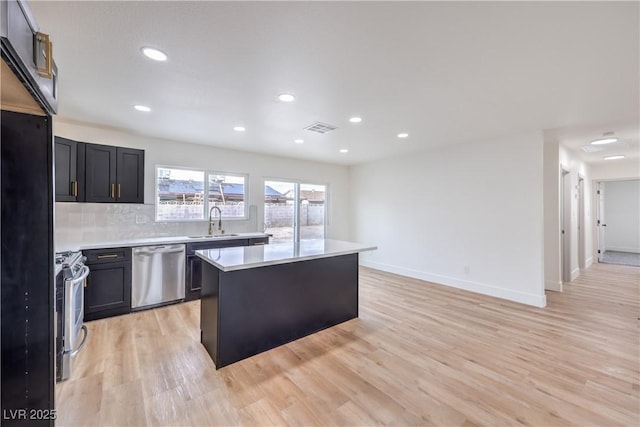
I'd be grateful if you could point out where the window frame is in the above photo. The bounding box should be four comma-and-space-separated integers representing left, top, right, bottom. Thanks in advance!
155, 165, 249, 222
263, 177, 329, 242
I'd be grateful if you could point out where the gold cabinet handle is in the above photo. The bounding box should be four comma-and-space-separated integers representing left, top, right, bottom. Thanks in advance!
34, 32, 53, 79
72, 181, 78, 197
97, 254, 118, 259
110, 183, 115, 199
253, 242, 266, 245
118, 183, 121, 199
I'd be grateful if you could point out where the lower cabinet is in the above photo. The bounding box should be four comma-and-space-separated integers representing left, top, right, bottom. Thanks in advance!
185, 237, 269, 301
83, 247, 132, 321
82, 238, 269, 318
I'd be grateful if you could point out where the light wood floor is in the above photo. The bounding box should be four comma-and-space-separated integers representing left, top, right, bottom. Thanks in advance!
56, 263, 639, 426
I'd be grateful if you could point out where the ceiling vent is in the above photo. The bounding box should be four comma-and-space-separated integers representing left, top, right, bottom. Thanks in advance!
304, 122, 338, 134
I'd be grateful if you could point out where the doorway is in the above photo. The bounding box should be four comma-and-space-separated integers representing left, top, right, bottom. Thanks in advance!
595, 179, 640, 267
561, 168, 571, 283
264, 180, 327, 243
578, 175, 585, 269
596, 181, 606, 263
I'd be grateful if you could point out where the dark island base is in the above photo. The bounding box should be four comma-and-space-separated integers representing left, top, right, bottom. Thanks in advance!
200, 253, 359, 368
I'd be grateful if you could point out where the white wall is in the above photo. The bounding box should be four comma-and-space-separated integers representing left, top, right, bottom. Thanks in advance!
603, 180, 640, 253
591, 159, 640, 181
54, 120, 350, 249
350, 130, 546, 307
543, 136, 561, 291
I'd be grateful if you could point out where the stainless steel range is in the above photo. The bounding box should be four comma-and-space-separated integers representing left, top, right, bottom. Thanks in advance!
55, 251, 90, 382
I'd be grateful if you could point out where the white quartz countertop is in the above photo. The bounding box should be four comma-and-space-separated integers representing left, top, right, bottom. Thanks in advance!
58, 232, 271, 251
195, 239, 377, 272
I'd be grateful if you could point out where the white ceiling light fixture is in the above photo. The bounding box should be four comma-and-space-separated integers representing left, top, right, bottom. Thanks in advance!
278, 93, 295, 102
294, 139, 304, 144
233, 126, 246, 132
591, 137, 618, 145
591, 131, 618, 145
339, 148, 349, 153
603, 155, 625, 160
141, 47, 168, 62
349, 117, 362, 123
133, 105, 151, 112
397, 133, 409, 138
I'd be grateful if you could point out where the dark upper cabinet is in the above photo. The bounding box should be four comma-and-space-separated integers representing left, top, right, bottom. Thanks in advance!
84, 143, 117, 203
83, 143, 144, 204
116, 147, 144, 203
56, 140, 144, 204
54, 136, 79, 202
1, 0, 59, 114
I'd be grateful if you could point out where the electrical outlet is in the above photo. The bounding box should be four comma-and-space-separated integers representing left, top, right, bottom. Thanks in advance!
464, 265, 470, 275
135, 214, 147, 224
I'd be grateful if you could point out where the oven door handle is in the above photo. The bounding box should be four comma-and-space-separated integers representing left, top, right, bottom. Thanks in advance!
68, 265, 90, 285
65, 325, 88, 357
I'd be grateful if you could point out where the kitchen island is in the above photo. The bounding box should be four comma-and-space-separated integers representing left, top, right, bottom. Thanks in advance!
196, 239, 376, 368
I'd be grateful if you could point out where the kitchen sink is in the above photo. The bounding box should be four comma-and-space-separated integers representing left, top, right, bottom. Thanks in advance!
187, 234, 239, 238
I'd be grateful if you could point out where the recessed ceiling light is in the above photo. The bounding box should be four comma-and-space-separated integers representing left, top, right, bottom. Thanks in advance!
397, 133, 409, 138
134, 105, 151, 112
591, 137, 618, 145
349, 117, 362, 123
141, 47, 167, 62
233, 126, 246, 132
294, 139, 304, 144
603, 155, 625, 160
339, 149, 349, 153
278, 93, 295, 102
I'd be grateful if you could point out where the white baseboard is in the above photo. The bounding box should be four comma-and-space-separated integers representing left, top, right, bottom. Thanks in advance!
360, 260, 546, 308
585, 256, 594, 268
570, 267, 580, 281
545, 280, 562, 292
605, 247, 640, 254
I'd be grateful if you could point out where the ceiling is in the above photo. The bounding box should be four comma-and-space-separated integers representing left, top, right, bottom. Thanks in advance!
30, 1, 639, 166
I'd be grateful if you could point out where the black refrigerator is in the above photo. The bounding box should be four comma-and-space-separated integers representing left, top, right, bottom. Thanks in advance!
1, 0, 57, 423
1, 109, 55, 426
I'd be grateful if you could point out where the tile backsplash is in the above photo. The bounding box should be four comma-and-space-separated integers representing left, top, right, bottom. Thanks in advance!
55, 203, 259, 250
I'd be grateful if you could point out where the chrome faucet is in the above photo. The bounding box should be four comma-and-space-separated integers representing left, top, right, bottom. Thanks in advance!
208, 206, 223, 235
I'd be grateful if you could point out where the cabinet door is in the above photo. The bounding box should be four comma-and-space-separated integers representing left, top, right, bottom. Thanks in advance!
1, 110, 54, 420
184, 239, 251, 301
249, 237, 269, 245
84, 143, 117, 202
84, 261, 131, 321
116, 147, 144, 203
54, 137, 78, 202
185, 255, 202, 302
2, 0, 59, 114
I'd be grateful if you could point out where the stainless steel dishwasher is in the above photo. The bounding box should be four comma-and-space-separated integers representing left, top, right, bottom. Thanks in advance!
132, 244, 185, 310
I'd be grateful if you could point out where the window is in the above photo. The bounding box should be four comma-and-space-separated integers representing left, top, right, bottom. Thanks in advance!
264, 180, 326, 243
156, 166, 248, 221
